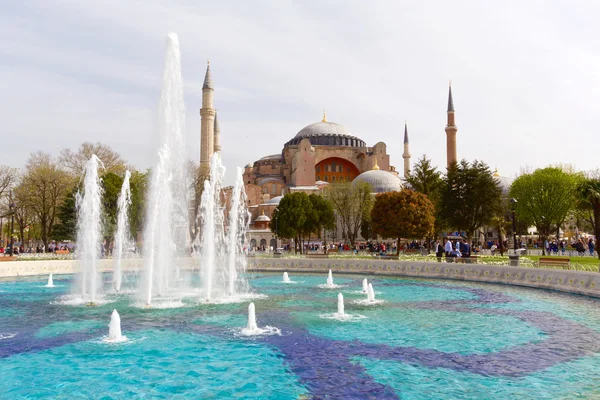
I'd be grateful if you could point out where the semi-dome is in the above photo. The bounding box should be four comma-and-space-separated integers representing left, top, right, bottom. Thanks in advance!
353, 170, 403, 193
266, 195, 283, 205
284, 115, 366, 148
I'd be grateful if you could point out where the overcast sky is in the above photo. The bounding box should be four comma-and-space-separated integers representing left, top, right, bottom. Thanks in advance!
2, 0, 600, 185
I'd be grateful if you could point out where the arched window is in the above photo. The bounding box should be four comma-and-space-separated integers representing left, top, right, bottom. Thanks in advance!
324, 176, 328, 182
317, 176, 321, 181
332, 176, 336, 182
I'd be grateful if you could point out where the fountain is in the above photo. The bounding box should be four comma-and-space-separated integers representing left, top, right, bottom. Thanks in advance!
246, 302, 259, 332
362, 278, 368, 293
283, 272, 291, 283
337, 293, 345, 317
240, 302, 281, 336
106, 309, 127, 342
141, 33, 190, 306
45, 274, 54, 288
367, 283, 375, 302
196, 154, 250, 301
113, 170, 132, 292
327, 270, 334, 287
76, 154, 104, 305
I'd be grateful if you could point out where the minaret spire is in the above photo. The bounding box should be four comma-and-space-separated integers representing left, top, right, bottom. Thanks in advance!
200, 61, 216, 172
214, 111, 221, 152
402, 121, 411, 178
445, 81, 458, 169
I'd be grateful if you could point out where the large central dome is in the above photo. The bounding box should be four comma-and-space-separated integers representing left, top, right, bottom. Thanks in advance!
295, 121, 349, 138
284, 117, 366, 148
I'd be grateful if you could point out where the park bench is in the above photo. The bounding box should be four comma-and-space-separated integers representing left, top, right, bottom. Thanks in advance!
538, 257, 570, 270
379, 255, 399, 260
55, 250, 70, 255
456, 255, 479, 264
0, 256, 16, 262
327, 249, 339, 255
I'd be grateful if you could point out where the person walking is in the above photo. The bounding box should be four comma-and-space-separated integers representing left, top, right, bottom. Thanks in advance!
444, 239, 453, 257
588, 238, 595, 256
435, 239, 444, 262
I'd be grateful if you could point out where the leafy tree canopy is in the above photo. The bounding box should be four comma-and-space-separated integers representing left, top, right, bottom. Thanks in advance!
439, 159, 503, 240
371, 189, 435, 255
510, 166, 582, 253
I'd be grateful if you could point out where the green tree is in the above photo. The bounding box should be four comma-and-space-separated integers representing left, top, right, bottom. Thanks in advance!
271, 192, 312, 253
128, 170, 148, 241
324, 181, 373, 245
305, 194, 335, 250
21, 152, 71, 248
101, 172, 124, 242
577, 175, 600, 259
52, 186, 78, 241
440, 159, 502, 241
371, 189, 435, 255
405, 155, 444, 248
510, 167, 581, 255
405, 155, 442, 199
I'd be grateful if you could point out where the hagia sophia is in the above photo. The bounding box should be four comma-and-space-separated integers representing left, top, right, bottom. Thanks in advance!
199, 64, 509, 249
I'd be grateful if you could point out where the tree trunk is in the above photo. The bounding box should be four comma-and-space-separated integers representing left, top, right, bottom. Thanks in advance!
397, 237, 401, 256
594, 201, 600, 260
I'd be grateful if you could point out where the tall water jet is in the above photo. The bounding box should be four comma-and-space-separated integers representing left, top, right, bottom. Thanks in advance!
337, 293, 345, 316
226, 167, 249, 296
196, 154, 249, 300
327, 269, 334, 287
141, 33, 189, 305
197, 154, 226, 300
76, 154, 104, 304
283, 272, 291, 283
113, 170, 132, 292
45, 274, 54, 288
367, 283, 375, 302
362, 278, 368, 293
107, 309, 126, 342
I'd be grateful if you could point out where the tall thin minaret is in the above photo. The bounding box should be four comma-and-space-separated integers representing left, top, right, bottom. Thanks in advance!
214, 111, 221, 152
200, 61, 215, 171
445, 82, 457, 169
402, 122, 411, 178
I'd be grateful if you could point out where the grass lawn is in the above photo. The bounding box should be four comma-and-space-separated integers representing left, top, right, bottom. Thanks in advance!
525, 255, 600, 267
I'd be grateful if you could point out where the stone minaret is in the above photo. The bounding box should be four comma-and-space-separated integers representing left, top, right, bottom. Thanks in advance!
402, 122, 411, 178
445, 82, 457, 169
214, 111, 221, 152
200, 62, 215, 171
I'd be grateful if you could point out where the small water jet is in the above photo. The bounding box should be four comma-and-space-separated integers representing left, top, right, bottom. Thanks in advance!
318, 269, 345, 289
45, 274, 55, 288
240, 302, 280, 336
106, 309, 127, 343
283, 272, 291, 283
367, 283, 375, 302
320, 293, 365, 321
327, 269, 334, 286
362, 278, 368, 293
352, 282, 383, 306
113, 170, 132, 292
337, 293, 345, 317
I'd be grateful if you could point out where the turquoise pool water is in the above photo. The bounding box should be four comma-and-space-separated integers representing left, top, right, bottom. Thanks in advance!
1, 272, 600, 399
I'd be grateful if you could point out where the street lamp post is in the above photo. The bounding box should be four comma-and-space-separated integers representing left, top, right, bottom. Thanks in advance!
509, 198, 518, 252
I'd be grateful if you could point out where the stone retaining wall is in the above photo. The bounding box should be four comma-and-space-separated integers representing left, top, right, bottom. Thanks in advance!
248, 258, 600, 299
3, 257, 600, 299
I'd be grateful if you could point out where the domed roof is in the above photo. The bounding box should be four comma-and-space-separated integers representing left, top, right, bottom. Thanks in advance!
353, 170, 403, 193
295, 121, 349, 138
284, 114, 366, 148
493, 169, 513, 194
267, 195, 283, 205
255, 211, 271, 222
